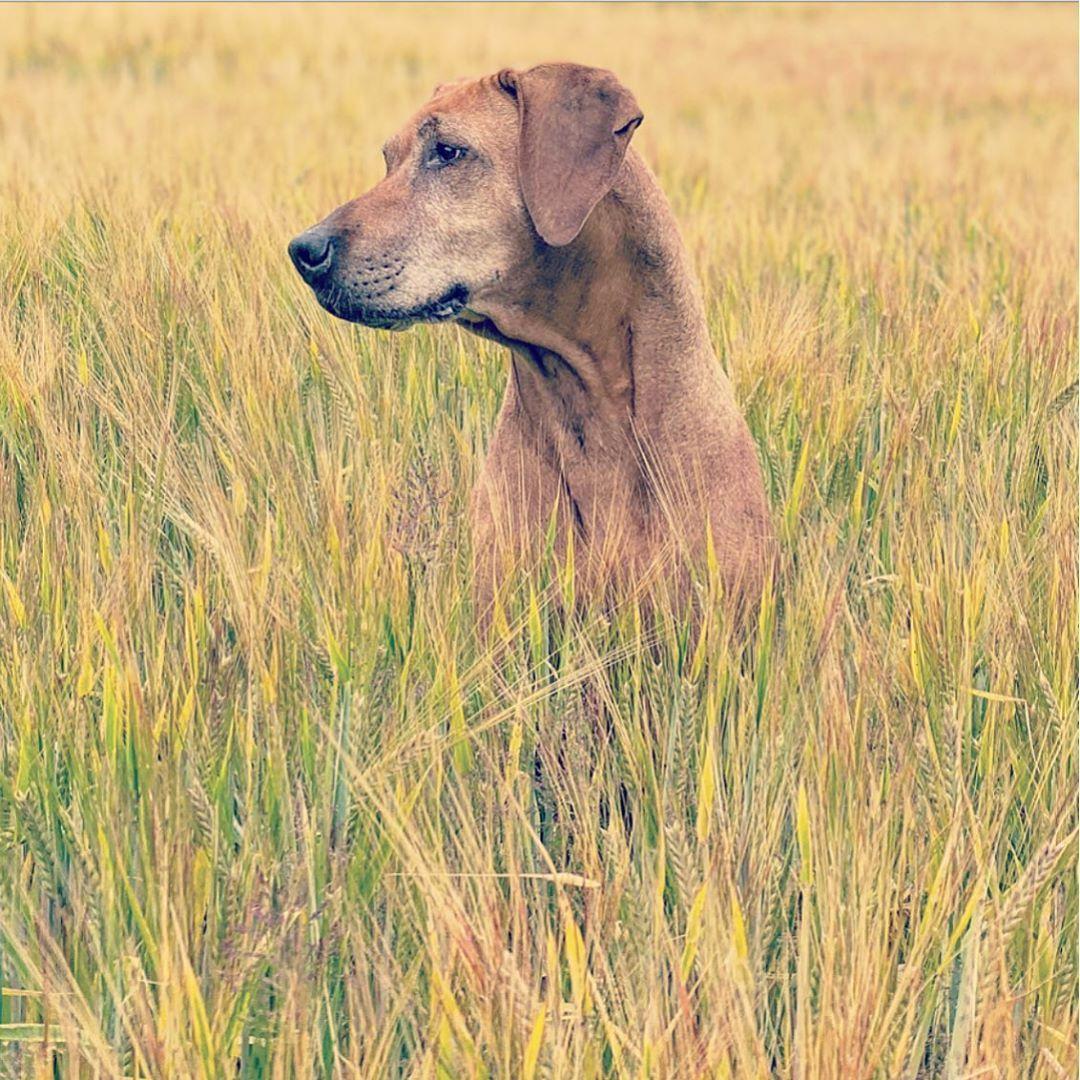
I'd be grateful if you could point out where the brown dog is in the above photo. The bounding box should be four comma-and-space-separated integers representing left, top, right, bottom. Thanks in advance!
289, 63, 772, 615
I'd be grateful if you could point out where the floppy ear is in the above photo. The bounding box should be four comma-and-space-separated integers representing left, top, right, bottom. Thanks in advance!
499, 63, 643, 247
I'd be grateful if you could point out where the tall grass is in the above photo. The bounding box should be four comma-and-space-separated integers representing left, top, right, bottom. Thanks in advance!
0, 4, 1076, 1076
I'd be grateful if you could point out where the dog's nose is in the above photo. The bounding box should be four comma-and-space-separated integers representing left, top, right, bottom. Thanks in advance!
288, 230, 335, 285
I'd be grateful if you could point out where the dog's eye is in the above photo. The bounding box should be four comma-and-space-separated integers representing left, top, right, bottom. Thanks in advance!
427, 142, 468, 167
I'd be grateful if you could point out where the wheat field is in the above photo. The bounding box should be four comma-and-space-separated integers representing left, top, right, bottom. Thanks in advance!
0, 3, 1076, 1077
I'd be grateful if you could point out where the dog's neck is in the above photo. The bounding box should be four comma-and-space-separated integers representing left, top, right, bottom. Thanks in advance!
463, 152, 720, 445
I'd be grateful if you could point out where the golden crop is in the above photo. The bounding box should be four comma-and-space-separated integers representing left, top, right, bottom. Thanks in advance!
0, 4, 1076, 1076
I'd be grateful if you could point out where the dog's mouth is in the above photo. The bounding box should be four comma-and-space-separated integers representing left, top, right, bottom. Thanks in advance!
314, 283, 470, 331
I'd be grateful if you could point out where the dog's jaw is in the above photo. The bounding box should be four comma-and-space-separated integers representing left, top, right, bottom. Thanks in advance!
315, 283, 470, 331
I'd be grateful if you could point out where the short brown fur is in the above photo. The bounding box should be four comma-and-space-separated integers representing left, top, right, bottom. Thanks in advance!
289, 63, 773, 618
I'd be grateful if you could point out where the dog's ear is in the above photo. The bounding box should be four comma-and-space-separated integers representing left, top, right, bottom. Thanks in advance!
499, 63, 643, 247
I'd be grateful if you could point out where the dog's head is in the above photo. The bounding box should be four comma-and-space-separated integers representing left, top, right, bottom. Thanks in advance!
288, 63, 642, 330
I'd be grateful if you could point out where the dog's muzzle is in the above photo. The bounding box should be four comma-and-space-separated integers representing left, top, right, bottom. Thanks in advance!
288, 226, 469, 329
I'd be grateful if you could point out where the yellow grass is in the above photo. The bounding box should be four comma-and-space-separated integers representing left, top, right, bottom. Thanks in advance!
0, 3, 1076, 1076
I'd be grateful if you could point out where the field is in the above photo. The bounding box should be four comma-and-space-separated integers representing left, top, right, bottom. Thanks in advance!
0, 3, 1077, 1076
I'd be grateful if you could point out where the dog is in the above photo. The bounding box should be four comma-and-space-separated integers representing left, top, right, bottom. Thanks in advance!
289, 63, 772, 617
